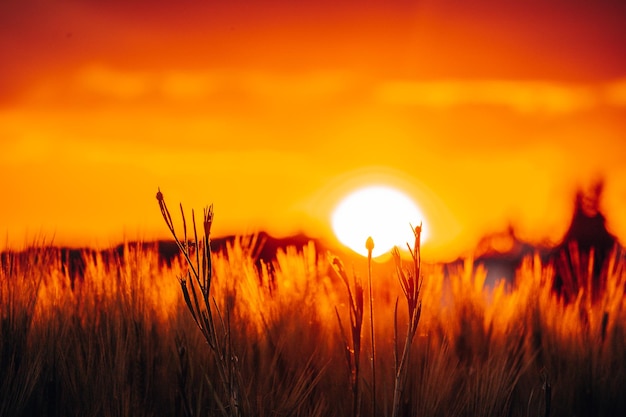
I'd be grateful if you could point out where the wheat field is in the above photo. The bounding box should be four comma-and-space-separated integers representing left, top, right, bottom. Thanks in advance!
1, 229, 624, 417
0, 234, 626, 416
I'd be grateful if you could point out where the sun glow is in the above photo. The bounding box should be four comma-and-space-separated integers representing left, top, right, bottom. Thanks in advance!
331, 185, 427, 258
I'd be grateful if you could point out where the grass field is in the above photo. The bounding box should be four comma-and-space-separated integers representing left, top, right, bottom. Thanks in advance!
1, 231, 624, 417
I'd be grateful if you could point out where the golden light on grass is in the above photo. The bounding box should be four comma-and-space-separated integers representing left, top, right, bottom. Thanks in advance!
331, 185, 427, 258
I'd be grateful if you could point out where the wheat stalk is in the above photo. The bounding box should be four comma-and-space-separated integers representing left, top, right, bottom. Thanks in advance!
391, 224, 423, 417
329, 254, 364, 417
156, 189, 248, 417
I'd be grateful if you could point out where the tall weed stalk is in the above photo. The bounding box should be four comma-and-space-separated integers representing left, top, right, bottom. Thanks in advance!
365, 236, 377, 417
156, 189, 248, 417
330, 254, 364, 417
391, 225, 423, 417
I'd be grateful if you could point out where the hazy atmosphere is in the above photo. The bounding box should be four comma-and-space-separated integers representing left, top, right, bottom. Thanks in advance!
2, 0, 626, 260
2, 3, 626, 416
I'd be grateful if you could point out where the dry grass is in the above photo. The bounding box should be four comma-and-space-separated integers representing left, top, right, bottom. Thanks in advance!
390, 225, 423, 417
1, 222, 625, 416
330, 252, 364, 417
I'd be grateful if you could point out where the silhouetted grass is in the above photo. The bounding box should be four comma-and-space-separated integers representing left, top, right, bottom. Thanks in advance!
1, 230, 624, 416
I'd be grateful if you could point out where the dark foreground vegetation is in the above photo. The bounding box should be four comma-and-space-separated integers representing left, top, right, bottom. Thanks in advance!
1, 240, 624, 416
1, 188, 625, 416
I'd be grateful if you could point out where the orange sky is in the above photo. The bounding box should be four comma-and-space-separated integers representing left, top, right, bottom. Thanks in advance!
1, 0, 626, 260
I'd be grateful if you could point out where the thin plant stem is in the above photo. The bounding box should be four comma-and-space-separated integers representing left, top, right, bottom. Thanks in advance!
330, 254, 364, 417
392, 224, 423, 417
156, 188, 246, 417
366, 236, 376, 417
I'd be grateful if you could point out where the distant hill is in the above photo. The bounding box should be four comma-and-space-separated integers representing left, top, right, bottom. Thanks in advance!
3, 183, 622, 293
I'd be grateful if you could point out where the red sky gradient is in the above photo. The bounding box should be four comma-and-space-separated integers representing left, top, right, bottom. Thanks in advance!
1, 0, 626, 260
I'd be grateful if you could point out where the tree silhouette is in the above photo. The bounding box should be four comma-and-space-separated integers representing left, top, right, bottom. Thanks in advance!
552, 179, 618, 303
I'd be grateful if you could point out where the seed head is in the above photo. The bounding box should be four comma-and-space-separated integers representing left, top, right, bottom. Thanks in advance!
204, 205, 214, 237
414, 223, 422, 240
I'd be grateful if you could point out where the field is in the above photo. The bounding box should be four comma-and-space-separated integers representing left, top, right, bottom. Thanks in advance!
1, 232, 625, 416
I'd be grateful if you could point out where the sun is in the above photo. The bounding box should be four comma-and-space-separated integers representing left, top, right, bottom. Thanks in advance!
331, 185, 427, 258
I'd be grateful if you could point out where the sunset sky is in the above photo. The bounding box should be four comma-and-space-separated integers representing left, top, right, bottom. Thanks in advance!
2, 0, 626, 260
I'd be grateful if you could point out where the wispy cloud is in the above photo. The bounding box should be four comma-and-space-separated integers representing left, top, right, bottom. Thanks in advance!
68, 67, 626, 115
74, 65, 229, 102
22, 65, 356, 106
376, 80, 608, 114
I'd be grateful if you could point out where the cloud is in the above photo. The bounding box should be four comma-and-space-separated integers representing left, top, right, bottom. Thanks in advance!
376, 80, 601, 114
75, 66, 229, 102
30, 63, 626, 117
21, 65, 356, 107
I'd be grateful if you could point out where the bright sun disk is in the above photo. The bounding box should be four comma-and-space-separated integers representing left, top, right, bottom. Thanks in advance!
331, 185, 427, 257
